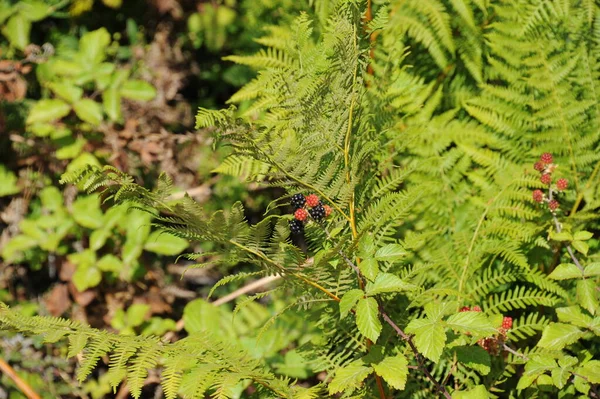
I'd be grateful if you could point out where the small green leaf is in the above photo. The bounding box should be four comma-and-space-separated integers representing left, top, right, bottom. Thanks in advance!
328, 361, 373, 395
359, 257, 379, 281
556, 306, 592, 328
1, 235, 38, 262
72, 265, 102, 291
97, 254, 122, 272
577, 279, 597, 315
358, 234, 375, 256
103, 88, 122, 121
571, 240, 589, 256
120, 80, 156, 101
73, 99, 103, 125
55, 137, 87, 160
537, 323, 584, 350
26, 99, 71, 125
574, 231, 593, 241
143, 231, 188, 255
374, 244, 406, 261
67, 334, 88, 358
452, 385, 490, 399
356, 297, 382, 342
584, 263, 600, 277
372, 355, 408, 390
18, 1, 53, 21
366, 272, 416, 296
550, 231, 573, 241
577, 360, 600, 384
445, 312, 497, 337
71, 195, 104, 229
182, 298, 222, 334
126, 304, 150, 327
406, 318, 446, 362
2, 14, 31, 50
79, 28, 111, 64
339, 289, 363, 319
49, 82, 83, 103
0, 165, 20, 197
548, 263, 582, 280
454, 346, 491, 375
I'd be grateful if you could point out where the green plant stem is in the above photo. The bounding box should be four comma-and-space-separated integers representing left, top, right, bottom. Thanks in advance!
547, 188, 584, 273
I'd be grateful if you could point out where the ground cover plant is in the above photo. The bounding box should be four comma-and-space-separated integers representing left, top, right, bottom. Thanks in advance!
1, 0, 600, 398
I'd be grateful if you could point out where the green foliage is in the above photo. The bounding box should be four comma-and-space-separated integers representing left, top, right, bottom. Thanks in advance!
2, 0, 600, 398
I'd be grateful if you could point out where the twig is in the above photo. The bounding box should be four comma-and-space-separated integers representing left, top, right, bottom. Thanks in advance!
502, 343, 528, 361
381, 311, 452, 399
548, 188, 584, 273
0, 358, 42, 399
211, 275, 281, 306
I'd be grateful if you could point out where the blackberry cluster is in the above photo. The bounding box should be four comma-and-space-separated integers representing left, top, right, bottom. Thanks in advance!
289, 219, 304, 234
309, 203, 326, 221
530, 153, 568, 213
291, 193, 306, 209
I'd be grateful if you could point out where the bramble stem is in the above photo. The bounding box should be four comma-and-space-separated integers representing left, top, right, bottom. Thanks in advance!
547, 188, 585, 273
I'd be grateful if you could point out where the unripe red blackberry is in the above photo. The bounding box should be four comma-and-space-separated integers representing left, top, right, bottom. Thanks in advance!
502, 316, 513, 330
540, 174, 552, 185
305, 194, 319, 207
290, 193, 306, 209
460, 306, 471, 312
548, 200, 559, 211
323, 205, 332, 217
533, 161, 545, 172
532, 190, 544, 203
556, 178, 568, 191
540, 153, 553, 164
289, 219, 304, 234
294, 208, 308, 222
472, 306, 482, 312
309, 204, 326, 221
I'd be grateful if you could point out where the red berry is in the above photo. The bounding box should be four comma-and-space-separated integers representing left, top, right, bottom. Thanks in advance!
323, 204, 332, 217
305, 194, 319, 207
294, 208, 308, 221
532, 190, 544, 203
460, 306, 471, 312
533, 161, 545, 172
540, 174, 552, 185
548, 200, 559, 211
502, 316, 513, 330
540, 153, 553, 164
472, 306, 482, 312
556, 178, 568, 191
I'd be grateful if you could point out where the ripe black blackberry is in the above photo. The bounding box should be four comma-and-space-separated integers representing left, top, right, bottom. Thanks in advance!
289, 219, 304, 234
309, 204, 326, 221
290, 194, 306, 209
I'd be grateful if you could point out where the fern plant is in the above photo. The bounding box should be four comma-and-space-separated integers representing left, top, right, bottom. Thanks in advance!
2, 0, 600, 398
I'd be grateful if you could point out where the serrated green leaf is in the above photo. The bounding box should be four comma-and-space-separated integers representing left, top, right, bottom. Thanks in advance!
71, 195, 103, 229
406, 318, 446, 362
577, 360, 600, 384
80, 28, 110, 64
103, 88, 122, 121
356, 297, 382, 342
454, 346, 491, 375
26, 99, 71, 125
372, 355, 408, 390
328, 361, 373, 395
550, 231, 573, 241
359, 257, 379, 281
556, 306, 592, 328
445, 312, 497, 337
452, 385, 489, 399
366, 272, 416, 296
537, 323, 584, 350
2, 14, 31, 49
49, 82, 83, 103
574, 231, 593, 241
358, 234, 375, 256
339, 289, 363, 319
143, 231, 188, 255
548, 263, 582, 280
571, 240, 589, 255
374, 244, 406, 261
72, 265, 102, 291
577, 279, 597, 315
584, 263, 600, 277
120, 80, 156, 101
73, 99, 103, 125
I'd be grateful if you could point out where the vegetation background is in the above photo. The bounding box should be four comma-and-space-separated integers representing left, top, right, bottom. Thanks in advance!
1, 0, 599, 398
